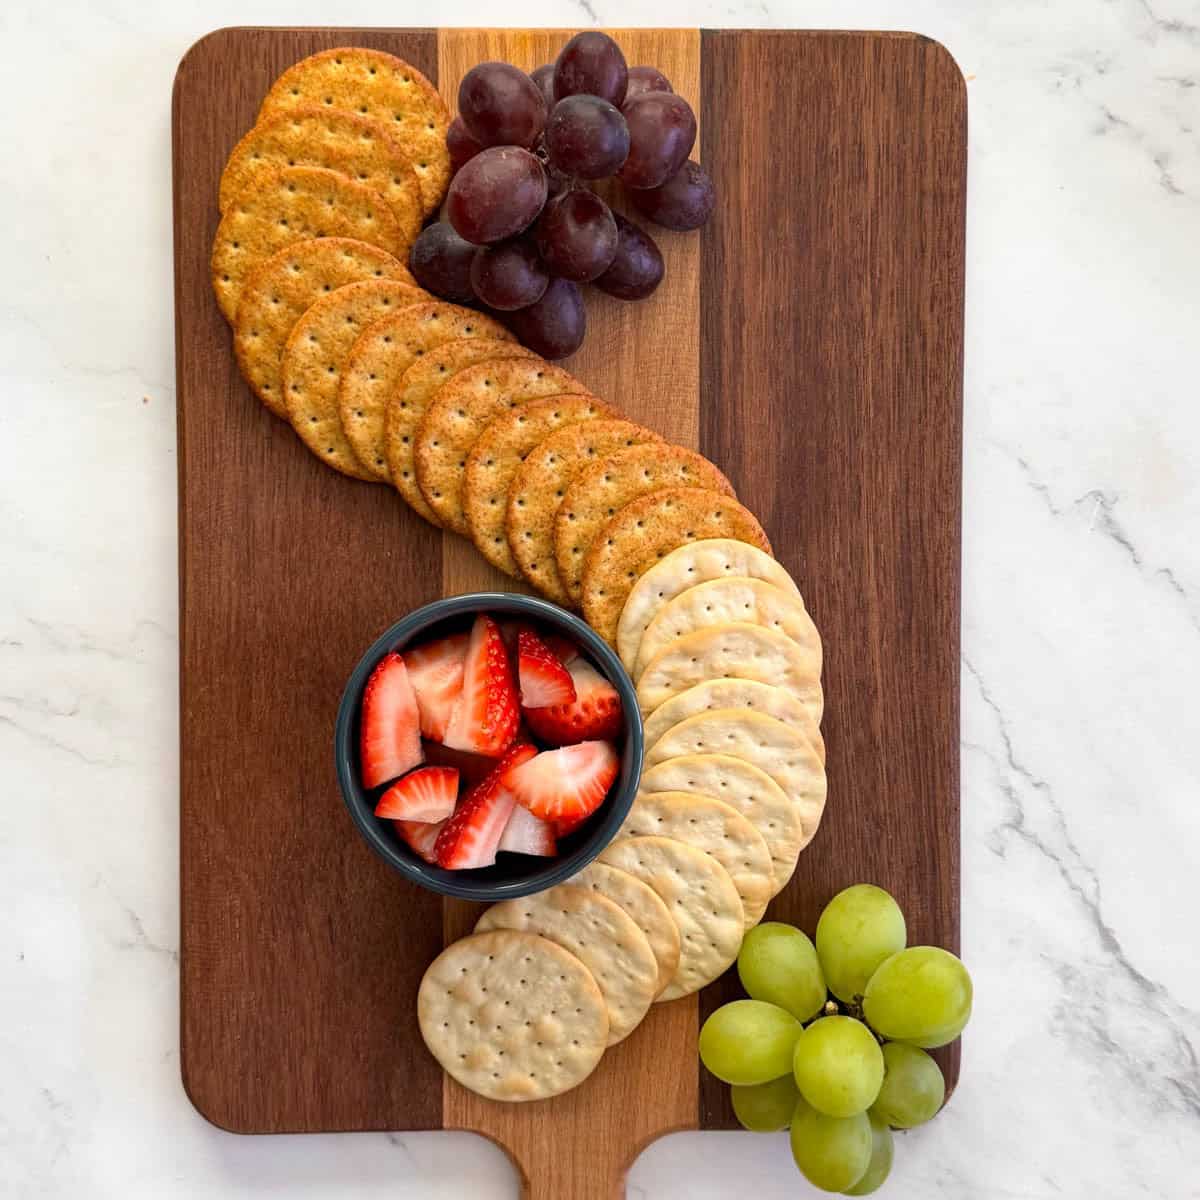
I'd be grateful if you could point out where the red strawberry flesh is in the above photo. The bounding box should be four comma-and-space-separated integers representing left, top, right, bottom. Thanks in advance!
375, 766, 459, 822
507, 740, 619, 826
443, 614, 520, 757
517, 629, 577, 708
360, 652, 423, 788
523, 658, 622, 746
403, 632, 468, 742
435, 742, 537, 869
394, 819, 445, 864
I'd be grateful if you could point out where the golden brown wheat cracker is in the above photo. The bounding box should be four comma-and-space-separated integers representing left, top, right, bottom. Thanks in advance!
211, 165, 401, 322
258, 47, 450, 215
338, 303, 512, 482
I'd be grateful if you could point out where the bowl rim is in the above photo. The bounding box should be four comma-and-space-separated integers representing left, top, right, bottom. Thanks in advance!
334, 592, 643, 901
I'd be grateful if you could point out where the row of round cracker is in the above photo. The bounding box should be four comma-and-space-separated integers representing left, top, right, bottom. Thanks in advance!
617, 539, 828, 891
212, 47, 451, 324
419, 832, 751, 1102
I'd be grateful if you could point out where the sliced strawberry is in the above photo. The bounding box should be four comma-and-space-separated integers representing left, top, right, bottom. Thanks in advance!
498, 804, 558, 857
394, 819, 445, 864
404, 632, 468, 742
517, 629, 577, 708
507, 740, 619, 826
443, 614, 519, 757
375, 766, 459, 823
435, 742, 537, 869
542, 632, 581, 666
523, 658, 623, 745
360, 652, 423, 788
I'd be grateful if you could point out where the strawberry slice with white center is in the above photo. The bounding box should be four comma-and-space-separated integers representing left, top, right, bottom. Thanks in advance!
507, 740, 619, 828
498, 803, 558, 857
517, 629, 577, 708
435, 743, 537, 869
394, 819, 445, 864
374, 766, 459, 823
443, 614, 519, 757
360, 652, 423, 788
523, 658, 623, 746
403, 632, 468, 742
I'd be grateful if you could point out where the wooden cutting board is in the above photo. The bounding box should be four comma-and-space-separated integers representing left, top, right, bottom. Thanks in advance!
173, 26, 965, 1199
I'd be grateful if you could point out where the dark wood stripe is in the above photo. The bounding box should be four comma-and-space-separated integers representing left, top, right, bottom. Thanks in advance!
699, 29, 967, 1129
175, 27, 445, 1133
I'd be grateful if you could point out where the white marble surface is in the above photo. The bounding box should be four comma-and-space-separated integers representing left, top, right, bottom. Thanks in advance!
2, 0, 1198, 1195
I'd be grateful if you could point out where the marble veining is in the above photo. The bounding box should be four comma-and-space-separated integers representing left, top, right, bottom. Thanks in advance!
2, 0, 1198, 1195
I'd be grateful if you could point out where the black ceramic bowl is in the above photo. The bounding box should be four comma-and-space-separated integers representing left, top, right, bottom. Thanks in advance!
334, 593, 643, 901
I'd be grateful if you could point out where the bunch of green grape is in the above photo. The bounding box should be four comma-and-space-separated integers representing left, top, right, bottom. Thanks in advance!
697, 884, 972, 1195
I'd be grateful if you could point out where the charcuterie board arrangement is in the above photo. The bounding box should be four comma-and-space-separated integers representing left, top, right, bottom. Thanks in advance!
174, 26, 966, 1198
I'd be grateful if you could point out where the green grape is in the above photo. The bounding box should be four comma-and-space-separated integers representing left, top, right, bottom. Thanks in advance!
872, 1041, 945, 1128
791, 1016, 884, 1118
815, 884, 906, 1003
731, 1074, 800, 1132
698, 1000, 803, 1085
863, 946, 973, 1048
843, 1112, 894, 1195
737, 922, 827, 1022
789, 1095, 872, 1193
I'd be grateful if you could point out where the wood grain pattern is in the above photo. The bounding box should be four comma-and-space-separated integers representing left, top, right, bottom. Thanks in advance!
437, 31, 701, 1200
173, 25, 966, 1194
173, 27, 449, 1134
698, 29, 966, 1125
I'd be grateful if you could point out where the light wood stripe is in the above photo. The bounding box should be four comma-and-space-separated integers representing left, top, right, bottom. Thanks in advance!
437, 28, 701, 1200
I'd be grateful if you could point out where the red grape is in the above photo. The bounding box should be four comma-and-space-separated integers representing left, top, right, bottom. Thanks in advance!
553, 32, 628, 106
535, 189, 618, 283
630, 159, 716, 231
446, 147, 548, 245
530, 63, 556, 108
625, 65, 673, 102
618, 92, 697, 189
447, 116, 484, 174
458, 62, 547, 149
595, 215, 664, 300
409, 223, 477, 303
545, 95, 629, 180
505, 277, 586, 358
470, 239, 550, 311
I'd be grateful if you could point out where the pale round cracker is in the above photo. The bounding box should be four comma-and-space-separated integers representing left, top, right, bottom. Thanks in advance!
645, 710, 827, 854
582, 490, 773, 647
234, 237, 416, 417
338, 303, 514, 482
568, 860, 681, 997
219, 106, 423, 246
617, 539, 803, 673
418, 930, 607, 1102
386, 338, 538, 525
642, 678, 825, 766
281, 280, 427, 479
598, 836, 744, 1002
211, 165, 402, 323
640, 754, 803, 896
636, 577, 823, 683
465, 396, 616, 579
415, 360, 590, 535
476, 884, 659, 1045
258, 47, 450, 215
636, 622, 824, 721
554, 444, 735, 607
619, 791, 775, 928
507, 420, 664, 606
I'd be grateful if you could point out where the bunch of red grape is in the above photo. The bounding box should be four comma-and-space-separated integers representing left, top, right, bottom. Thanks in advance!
408, 32, 717, 359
